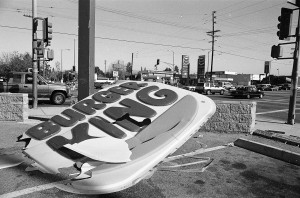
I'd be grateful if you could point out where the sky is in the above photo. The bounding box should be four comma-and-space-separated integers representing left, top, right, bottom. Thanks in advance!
0, 0, 299, 76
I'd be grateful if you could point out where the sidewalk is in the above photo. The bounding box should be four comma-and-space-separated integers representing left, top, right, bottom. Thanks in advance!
25, 106, 300, 138
255, 115, 300, 137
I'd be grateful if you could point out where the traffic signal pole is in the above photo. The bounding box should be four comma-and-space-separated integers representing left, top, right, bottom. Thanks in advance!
32, 0, 38, 108
287, 10, 300, 125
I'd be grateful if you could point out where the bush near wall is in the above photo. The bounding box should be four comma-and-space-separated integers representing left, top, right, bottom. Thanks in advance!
200, 100, 256, 133
0, 93, 28, 122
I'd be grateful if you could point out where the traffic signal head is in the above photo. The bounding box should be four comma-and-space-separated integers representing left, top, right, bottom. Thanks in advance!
271, 45, 283, 59
157, 59, 160, 65
277, 8, 293, 40
43, 17, 52, 46
33, 39, 44, 59
47, 49, 54, 61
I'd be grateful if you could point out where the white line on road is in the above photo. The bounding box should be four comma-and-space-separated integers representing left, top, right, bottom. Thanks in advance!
256, 108, 300, 115
0, 180, 69, 198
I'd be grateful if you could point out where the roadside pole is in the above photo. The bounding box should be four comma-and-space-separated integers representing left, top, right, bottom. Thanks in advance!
78, 0, 95, 101
32, 0, 38, 108
287, 12, 300, 124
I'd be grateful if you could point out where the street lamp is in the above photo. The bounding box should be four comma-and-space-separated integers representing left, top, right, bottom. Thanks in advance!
168, 50, 175, 71
61, 49, 70, 83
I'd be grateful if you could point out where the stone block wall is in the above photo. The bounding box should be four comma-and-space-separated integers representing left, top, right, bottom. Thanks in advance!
0, 93, 28, 122
200, 100, 256, 133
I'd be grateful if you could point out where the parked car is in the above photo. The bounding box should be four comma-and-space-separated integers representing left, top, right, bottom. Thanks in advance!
0, 72, 72, 105
279, 83, 291, 90
256, 84, 271, 91
230, 85, 264, 99
195, 82, 226, 95
264, 85, 279, 91
182, 86, 196, 92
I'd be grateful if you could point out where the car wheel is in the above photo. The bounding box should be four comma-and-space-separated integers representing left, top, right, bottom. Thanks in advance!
51, 92, 66, 105
246, 94, 250, 99
220, 90, 224, 95
206, 90, 211, 95
259, 94, 263, 99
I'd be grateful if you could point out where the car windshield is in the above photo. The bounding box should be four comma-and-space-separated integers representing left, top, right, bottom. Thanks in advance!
37, 75, 48, 84
237, 87, 246, 91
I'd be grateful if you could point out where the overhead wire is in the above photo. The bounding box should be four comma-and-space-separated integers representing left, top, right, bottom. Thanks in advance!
1, 0, 291, 67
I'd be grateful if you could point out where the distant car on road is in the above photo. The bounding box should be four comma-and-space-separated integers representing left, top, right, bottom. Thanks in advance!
182, 85, 196, 92
94, 77, 115, 89
278, 83, 291, 90
256, 84, 271, 91
230, 85, 264, 99
265, 85, 279, 91
195, 82, 226, 95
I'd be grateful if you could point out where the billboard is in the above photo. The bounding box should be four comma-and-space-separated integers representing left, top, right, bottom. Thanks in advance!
197, 55, 205, 79
181, 55, 190, 79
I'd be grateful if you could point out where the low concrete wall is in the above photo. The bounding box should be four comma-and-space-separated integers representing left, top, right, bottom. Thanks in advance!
201, 100, 256, 133
0, 93, 28, 122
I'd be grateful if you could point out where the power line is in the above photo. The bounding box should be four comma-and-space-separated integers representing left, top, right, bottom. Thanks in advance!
217, 1, 264, 18
219, 2, 284, 22
0, 24, 271, 62
95, 5, 210, 32
0, 24, 208, 50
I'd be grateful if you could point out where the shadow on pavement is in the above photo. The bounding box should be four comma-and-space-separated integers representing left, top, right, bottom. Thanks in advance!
28, 116, 49, 122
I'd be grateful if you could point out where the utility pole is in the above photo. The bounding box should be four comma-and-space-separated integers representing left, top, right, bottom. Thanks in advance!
104, 60, 106, 77
32, 0, 38, 108
78, 0, 95, 101
74, 38, 76, 70
272, 2, 299, 125
131, 53, 134, 80
287, 8, 300, 125
206, 11, 220, 82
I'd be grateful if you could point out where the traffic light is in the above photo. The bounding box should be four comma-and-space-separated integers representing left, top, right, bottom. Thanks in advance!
43, 17, 52, 46
33, 39, 44, 59
271, 45, 283, 59
47, 49, 54, 61
157, 59, 160, 65
277, 8, 293, 40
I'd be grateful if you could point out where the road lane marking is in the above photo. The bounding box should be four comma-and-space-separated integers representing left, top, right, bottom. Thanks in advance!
256, 108, 300, 115
0, 180, 69, 198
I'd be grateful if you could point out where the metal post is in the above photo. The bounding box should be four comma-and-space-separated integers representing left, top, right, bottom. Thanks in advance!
105, 60, 106, 77
207, 51, 210, 79
131, 53, 133, 80
74, 38, 76, 70
32, 0, 38, 108
61, 49, 63, 83
78, 0, 95, 101
210, 11, 216, 82
172, 51, 174, 71
287, 12, 300, 125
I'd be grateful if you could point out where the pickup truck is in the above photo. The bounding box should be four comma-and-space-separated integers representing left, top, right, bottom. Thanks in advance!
195, 82, 225, 95
0, 72, 71, 105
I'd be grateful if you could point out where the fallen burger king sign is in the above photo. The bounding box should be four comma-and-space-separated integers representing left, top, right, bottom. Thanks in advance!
18, 81, 216, 194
